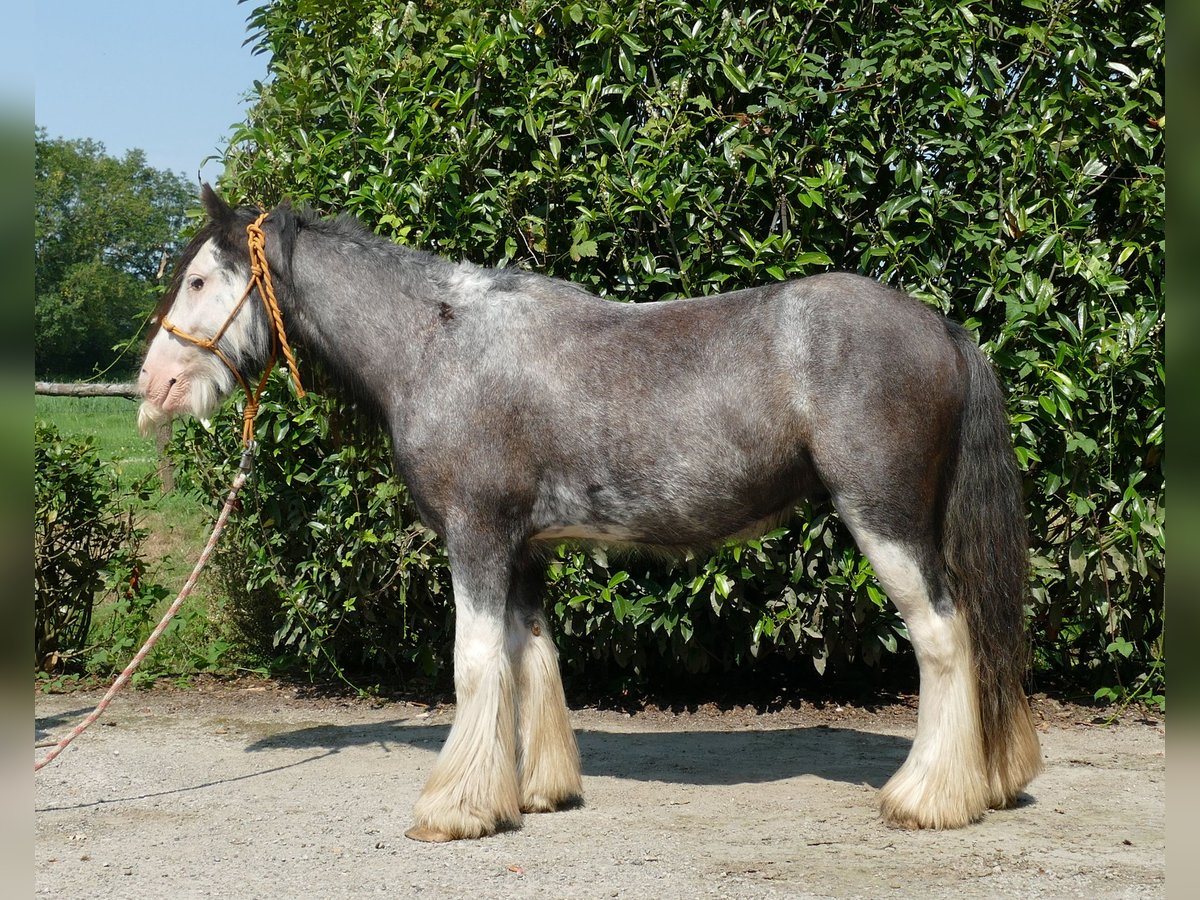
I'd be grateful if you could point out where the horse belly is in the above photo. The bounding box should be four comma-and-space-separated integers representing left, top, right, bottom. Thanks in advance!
530, 522, 643, 543
528, 451, 818, 550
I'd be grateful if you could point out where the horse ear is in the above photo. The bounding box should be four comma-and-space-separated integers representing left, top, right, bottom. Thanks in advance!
261, 199, 298, 285
200, 183, 234, 225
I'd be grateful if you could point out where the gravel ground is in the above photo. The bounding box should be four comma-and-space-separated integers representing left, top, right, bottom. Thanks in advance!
34, 681, 1165, 898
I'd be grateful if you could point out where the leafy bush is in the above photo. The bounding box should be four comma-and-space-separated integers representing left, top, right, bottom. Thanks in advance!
183, 0, 1164, 698
544, 515, 908, 684
170, 377, 452, 680
34, 421, 163, 672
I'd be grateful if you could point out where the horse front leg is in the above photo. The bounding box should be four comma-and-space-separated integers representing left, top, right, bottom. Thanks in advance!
506, 558, 582, 813
405, 534, 522, 842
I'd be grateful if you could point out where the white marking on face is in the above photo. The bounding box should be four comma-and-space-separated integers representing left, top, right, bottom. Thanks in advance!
163, 241, 245, 337
136, 239, 257, 431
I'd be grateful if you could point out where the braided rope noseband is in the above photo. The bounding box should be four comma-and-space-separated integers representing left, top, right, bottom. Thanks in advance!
159, 212, 305, 445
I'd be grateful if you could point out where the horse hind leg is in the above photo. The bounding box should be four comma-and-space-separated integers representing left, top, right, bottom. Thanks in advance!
406, 536, 522, 842
984, 678, 1042, 811
506, 563, 583, 813
848, 526, 992, 829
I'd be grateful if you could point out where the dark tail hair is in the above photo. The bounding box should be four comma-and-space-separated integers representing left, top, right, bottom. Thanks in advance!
942, 324, 1036, 783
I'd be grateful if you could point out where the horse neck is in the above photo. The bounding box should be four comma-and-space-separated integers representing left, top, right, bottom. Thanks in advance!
283, 226, 437, 412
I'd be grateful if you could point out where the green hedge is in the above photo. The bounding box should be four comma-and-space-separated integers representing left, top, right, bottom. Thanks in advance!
34, 422, 164, 673
180, 0, 1164, 699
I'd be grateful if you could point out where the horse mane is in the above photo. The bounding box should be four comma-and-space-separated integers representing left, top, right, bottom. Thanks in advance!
148, 185, 579, 374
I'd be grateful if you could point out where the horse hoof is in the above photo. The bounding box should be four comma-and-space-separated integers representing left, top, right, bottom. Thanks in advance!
404, 824, 458, 843
521, 792, 583, 814
879, 771, 986, 830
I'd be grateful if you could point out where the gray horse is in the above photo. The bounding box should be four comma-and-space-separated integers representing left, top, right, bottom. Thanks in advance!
138, 186, 1041, 842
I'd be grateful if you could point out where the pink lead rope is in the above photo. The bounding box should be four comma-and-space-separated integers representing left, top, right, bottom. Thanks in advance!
34, 445, 256, 772
36, 214, 305, 772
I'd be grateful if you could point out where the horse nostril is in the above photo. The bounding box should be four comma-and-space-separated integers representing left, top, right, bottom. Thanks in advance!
168, 378, 177, 386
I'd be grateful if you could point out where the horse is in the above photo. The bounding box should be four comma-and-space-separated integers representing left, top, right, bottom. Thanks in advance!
137, 185, 1042, 842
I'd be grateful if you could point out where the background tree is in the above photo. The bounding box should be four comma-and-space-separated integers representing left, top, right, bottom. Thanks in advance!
35, 130, 195, 379
177, 0, 1163, 701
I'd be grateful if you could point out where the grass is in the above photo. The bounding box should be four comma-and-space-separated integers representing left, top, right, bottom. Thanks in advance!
35, 394, 247, 685
34, 394, 205, 540
36, 394, 153, 468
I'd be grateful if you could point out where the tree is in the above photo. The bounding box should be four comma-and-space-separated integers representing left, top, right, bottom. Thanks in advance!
34, 130, 195, 379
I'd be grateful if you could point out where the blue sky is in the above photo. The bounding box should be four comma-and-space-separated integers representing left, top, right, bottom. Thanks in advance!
34, 0, 267, 186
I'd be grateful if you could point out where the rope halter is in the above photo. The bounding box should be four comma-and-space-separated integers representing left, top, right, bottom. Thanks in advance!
35, 213, 304, 773
159, 212, 306, 446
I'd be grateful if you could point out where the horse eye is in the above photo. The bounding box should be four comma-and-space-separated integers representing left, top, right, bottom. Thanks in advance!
187, 276, 205, 292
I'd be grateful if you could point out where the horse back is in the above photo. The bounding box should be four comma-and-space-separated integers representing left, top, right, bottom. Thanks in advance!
395, 270, 966, 547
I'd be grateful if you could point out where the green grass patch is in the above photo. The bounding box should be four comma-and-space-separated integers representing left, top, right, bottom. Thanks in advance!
34, 394, 204, 534
35, 394, 251, 684
35, 394, 152, 475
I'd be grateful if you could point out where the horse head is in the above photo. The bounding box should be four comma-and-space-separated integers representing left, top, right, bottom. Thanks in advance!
137, 185, 295, 435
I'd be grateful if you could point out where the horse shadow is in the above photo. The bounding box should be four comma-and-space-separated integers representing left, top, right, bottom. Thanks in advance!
243, 720, 910, 790
35, 708, 94, 743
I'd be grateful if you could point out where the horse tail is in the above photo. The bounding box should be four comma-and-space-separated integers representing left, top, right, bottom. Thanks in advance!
942, 323, 1042, 805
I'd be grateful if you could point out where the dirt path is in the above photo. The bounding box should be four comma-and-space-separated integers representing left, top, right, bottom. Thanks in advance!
35, 682, 1164, 898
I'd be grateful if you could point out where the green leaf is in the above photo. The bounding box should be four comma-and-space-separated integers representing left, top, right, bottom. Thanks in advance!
569, 239, 598, 261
